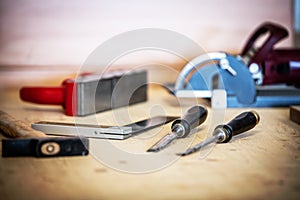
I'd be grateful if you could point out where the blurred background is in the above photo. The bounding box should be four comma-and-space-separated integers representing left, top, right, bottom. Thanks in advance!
0, 0, 298, 85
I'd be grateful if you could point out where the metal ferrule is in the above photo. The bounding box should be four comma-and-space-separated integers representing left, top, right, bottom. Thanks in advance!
172, 124, 185, 137
250, 110, 260, 124
213, 127, 229, 143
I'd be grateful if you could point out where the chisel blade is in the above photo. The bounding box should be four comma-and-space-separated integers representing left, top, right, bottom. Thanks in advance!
176, 134, 218, 156
147, 132, 178, 152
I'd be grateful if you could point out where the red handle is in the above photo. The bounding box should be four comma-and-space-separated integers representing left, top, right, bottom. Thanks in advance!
241, 22, 288, 64
20, 87, 65, 105
262, 49, 300, 86
19, 79, 77, 116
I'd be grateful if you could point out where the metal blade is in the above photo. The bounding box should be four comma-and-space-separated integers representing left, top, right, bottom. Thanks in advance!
147, 132, 178, 152
177, 134, 219, 156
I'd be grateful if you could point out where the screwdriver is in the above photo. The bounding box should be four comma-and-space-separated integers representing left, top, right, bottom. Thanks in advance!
147, 105, 208, 152
177, 111, 260, 156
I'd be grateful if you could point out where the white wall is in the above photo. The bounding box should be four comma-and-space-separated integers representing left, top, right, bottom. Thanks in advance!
0, 0, 293, 69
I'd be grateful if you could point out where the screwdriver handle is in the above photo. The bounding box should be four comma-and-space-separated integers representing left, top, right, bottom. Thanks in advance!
171, 105, 208, 137
215, 111, 260, 143
227, 111, 260, 135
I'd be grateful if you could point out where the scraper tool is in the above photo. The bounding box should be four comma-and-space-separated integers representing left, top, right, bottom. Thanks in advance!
32, 116, 178, 140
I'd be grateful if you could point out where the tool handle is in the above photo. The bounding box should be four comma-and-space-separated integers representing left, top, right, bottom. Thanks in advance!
20, 87, 65, 105
171, 105, 207, 137
217, 111, 260, 143
241, 22, 288, 65
227, 111, 259, 135
0, 110, 45, 138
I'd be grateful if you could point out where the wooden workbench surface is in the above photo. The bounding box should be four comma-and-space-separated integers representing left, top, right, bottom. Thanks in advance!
0, 77, 300, 200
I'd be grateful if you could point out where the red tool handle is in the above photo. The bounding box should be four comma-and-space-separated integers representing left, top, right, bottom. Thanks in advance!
241, 22, 288, 64
20, 87, 64, 105
19, 79, 77, 116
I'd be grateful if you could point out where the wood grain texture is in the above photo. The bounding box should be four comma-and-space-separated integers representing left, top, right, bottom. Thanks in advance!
0, 75, 299, 199
290, 106, 300, 124
0, 110, 45, 138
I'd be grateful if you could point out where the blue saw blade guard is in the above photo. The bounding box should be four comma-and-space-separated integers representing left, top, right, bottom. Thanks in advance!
174, 52, 256, 105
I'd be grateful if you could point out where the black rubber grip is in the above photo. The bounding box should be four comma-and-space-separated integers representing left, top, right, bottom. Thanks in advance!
219, 111, 260, 143
2, 137, 89, 157
227, 111, 259, 135
171, 105, 208, 137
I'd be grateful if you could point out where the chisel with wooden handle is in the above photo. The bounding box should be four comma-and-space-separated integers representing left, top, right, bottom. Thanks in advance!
0, 110, 89, 157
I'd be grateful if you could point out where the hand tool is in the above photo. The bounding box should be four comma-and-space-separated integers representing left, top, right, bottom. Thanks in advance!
241, 23, 300, 86
32, 116, 178, 140
0, 110, 89, 157
177, 111, 260, 156
20, 70, 147, 116
167, 22, 300, 107
147, 105, 207, 152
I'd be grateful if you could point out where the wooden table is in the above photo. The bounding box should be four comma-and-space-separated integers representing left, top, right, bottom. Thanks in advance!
0, 75, 300, 200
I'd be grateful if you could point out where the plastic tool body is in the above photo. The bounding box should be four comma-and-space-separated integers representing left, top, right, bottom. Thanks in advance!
172, 22, 300, 107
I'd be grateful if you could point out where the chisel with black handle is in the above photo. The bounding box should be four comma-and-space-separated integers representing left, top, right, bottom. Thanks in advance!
177, 111, 260, 156
147, 105, 208, 152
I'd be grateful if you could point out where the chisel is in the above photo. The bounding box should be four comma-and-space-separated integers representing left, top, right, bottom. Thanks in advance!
177, 111, 260, 156
31, 116, 178, 140
147, 105, 208, 152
